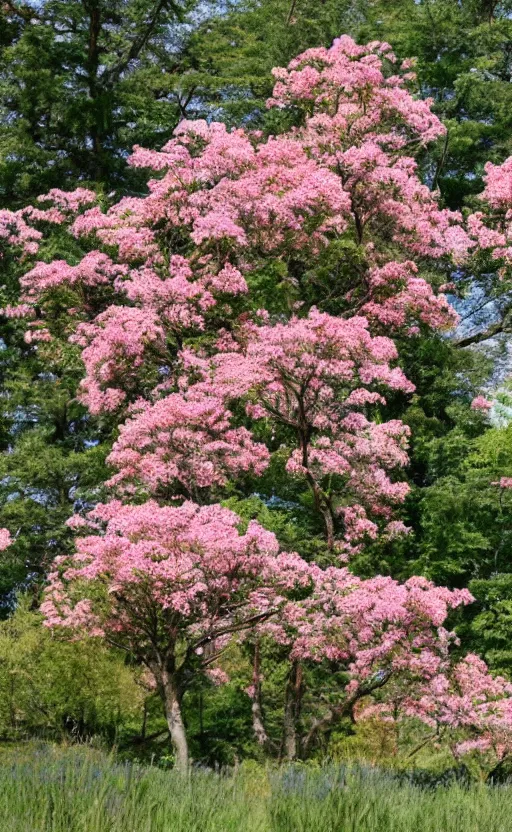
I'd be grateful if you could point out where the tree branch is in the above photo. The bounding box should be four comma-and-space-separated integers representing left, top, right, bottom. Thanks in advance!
105, 0, 174, 88
302, 671, 392, 755
454, 320, 508, 347
192, 608, 279, 653
286, 0, 298, 25
2, 1, 42, 22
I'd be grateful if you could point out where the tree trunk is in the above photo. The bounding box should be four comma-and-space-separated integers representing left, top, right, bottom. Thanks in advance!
86, 1, 105, 181
161, 672, 189, 772
140, 699, 148, 742
299, 431, 335, 549
282, 661, 303, 761
250, 642, 272, 750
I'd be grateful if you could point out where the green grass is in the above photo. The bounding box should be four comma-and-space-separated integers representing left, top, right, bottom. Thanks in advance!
1, 744, 512, 831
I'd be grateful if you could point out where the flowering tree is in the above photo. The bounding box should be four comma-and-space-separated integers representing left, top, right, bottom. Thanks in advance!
455, 157, 512, 348
360, 653, 512, 780
111, 309, 413, 550
5, 35, 511, 768
43, 501, 477, 765
5, 32, 470, 547
42, 500, 312, 769
417, 654, 512, 778
247, 569, 473, 759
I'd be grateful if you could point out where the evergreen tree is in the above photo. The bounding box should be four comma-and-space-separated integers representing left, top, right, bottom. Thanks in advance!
0, 0, 203, 205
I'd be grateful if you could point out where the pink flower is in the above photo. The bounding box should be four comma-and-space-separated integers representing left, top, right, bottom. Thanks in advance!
0, 529, 11, 551
471, 396, 493, 411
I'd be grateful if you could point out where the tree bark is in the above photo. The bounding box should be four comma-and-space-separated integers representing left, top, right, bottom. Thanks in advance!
286, 0, 298, 25
302, 672, 392, 756
302, 701, 350, 757
282, 661, 303, 761
454, 318, 508, 348
299, 430, 335, 549
250, 642, 272, 749
161, 671, 189, 772
105, 0, 171, 88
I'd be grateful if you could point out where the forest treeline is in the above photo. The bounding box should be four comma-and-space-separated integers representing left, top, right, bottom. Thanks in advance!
1, 0, 512, 772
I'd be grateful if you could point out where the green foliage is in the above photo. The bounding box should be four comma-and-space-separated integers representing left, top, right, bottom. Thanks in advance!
0, 601, 143, 740
0, 433, 109, 613
468, 574, 512, 675
0, 0, 202, 204
0, 306, 112, 611
222, 495, 329, 563
182, 673, 258, 766
180, 0, 360, 127
410, 423, 512, 586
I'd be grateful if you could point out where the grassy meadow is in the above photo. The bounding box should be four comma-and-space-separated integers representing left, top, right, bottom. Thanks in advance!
2, 744, 512, 832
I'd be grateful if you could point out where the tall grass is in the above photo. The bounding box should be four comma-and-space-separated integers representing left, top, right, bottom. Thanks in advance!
1, 744, 512, 832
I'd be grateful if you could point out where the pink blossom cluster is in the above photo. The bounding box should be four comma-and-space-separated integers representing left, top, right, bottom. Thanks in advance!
37, 188, 97, 212
107, 389, 270, 497
265, 569, 472, 678
0, 209, 42, 257
268, 37, 472, 268
42, 502, 468, 691
21, 188, 97, 226
71, 306, 167, 414
104, 308, 413, 535
178, 308, 413, 546
267, 37, 443, 145
72, 127, 351, 266
471, 395, 493, 411
0, 529, 11, 551
478, 159, 512, 211
362, 261, 458, 332
404, 654, 512, 770
41, 501, 309, 637
21, 252, 127, 301
466, 157, 512, 269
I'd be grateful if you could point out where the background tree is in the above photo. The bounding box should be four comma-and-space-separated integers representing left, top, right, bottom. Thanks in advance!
0, 0, 206, 205
0, 599, 144, 742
